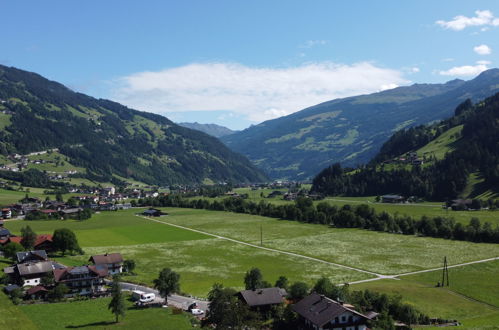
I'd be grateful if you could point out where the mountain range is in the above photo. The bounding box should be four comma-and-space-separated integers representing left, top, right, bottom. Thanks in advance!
178, 122, 236, 138
311, 91, 499, 200
221, 69, 499, 180
0, 65, 267, 186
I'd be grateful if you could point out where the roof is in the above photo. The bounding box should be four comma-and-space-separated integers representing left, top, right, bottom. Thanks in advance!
0, 228, 10, 237
9, 234, 53, 247
89, 253, 123, 265
17, 260, 54, 276
16, 250, 48, 263
382, 194, 404, 199
54, 265, 108, 282
4, 284, 20, 293
26, 285, 48, 295
61, 208, 82, 214
292, 293, 368, 328
238, 287, 287, 307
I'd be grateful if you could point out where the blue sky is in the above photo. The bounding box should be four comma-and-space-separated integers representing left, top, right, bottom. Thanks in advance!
1, 1, 498, 129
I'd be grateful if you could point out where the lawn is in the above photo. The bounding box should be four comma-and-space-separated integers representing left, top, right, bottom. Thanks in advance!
155, 208, 499, 274
5, 209, 209, 247
352, 261, 499, 329
20, 294, 195, 329
0, 292, 37, 330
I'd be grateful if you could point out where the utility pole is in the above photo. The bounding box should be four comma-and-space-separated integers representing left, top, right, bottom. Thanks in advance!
442, 256, 449, 287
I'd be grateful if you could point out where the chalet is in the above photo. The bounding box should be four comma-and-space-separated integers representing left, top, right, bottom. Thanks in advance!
16, 250, 48, 263
54, 265, 108, 296
381, 194, 405, 203
451, 199, 473, 210
283, 192, 298, 201
142, 208, 166, 217
6, 234, 54, 251
237, 287, 287, 310
4, 260, 56, 286
115, 203, 132, 210
292, 293, 370, 330
89, 253, 123, 275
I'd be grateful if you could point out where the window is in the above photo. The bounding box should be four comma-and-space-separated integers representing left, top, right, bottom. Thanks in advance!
335, 317, 339, 324
342, 316, 346, 322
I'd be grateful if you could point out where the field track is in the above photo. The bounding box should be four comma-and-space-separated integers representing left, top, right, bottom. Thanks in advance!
138, 215, 499, 284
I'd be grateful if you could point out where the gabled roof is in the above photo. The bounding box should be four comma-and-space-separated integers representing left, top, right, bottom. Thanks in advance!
292, 293, 368, 328
54, 264, 108, 282
89, 253, 123, 265
16, 250, 48, 263
26, 285, 48, 295
16, 260, 54, 276
9, 234, 53, 247
0, 227, 10, 237
238, 287, 287, 307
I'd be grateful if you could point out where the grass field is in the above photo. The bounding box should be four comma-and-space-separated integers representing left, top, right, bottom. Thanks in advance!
19, 294, 195, 329
352, 261, 499, 329
153, 208, 499, 275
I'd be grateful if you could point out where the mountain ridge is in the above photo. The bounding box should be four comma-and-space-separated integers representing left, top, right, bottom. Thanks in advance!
0, 65, 268, 185
178, 122, 236, 138
221, 69, 499, 180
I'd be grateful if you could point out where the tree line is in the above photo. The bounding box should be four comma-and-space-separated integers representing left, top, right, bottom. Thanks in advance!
136, 195, 499, 244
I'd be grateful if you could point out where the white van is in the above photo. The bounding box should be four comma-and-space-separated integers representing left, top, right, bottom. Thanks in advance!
139, 293, 156, 303
132, 290, 145, 301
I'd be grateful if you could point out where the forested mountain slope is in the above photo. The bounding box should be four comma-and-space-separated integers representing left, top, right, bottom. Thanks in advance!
0, 65, 267, 185
311, 93, 499, 200
222, 69, 499, 180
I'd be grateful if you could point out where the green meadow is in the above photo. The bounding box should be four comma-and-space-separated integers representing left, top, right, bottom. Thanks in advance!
352, 261, 499, 329
13, 292, 195, 329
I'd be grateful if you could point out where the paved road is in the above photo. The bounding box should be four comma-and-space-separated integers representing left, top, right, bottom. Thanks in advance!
113, 280, 209, 312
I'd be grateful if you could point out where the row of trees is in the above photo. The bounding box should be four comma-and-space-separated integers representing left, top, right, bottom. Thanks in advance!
136, 194, 499, 244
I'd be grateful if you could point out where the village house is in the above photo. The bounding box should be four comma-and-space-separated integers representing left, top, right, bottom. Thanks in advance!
2, 208, 12, 219
292, 293, 371, 330
89, 253, 124, 275
53, 265, 108, 296
237, 287, 288, 310
4, 260, 57, 287
142, 208, 166, 217
381, 194, 405, 203
6, 234, 54, 252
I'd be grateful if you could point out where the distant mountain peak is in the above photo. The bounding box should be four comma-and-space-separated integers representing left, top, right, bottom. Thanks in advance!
178, 122, 236, 138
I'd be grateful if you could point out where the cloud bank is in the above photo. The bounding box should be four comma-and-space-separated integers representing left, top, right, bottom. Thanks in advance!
111, 62, 408, 122
436, 10, 499, 31
439, 62, 489, 76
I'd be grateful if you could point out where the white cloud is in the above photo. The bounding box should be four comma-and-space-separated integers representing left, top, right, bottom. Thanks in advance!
439, 62, 489, 76
411, 67, 420, 73
436, 9, 499, 31
473, 44, 492, 55
111, 62, 408, 122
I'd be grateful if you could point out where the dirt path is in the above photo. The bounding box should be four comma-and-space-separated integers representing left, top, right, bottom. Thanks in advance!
138, 215, 499, 283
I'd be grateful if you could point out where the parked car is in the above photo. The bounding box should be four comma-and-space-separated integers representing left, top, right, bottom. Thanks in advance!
139, 293, 155, 303
191, 308, 204, 315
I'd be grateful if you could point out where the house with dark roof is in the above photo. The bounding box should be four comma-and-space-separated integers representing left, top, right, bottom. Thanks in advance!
237, 287, 287, 310
89, 253, 123, 274
292, 293, 370, 330
54, 265, 108, 296
381, 194, 405, 203
4, 260, 56, 287
142, 208, 167, 217
0, 227, 11, 242
16, 250, 48, 263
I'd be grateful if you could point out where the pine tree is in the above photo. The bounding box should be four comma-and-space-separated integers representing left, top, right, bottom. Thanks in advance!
108, 277, 125, 323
